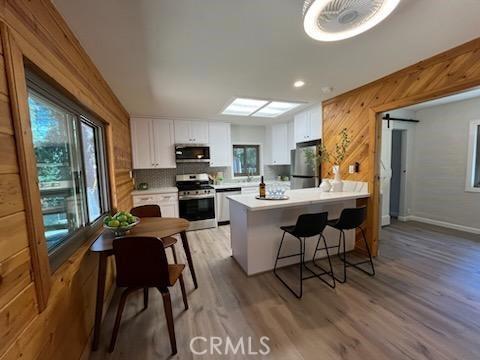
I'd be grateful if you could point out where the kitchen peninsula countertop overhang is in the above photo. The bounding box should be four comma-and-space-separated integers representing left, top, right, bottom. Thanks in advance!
228, 188, 370, 211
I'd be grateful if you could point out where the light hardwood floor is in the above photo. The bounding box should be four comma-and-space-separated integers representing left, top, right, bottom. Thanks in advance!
90, 221, 480, 359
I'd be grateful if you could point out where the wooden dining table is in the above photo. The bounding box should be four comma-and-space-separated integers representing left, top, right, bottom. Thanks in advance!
89, 217, 197, 351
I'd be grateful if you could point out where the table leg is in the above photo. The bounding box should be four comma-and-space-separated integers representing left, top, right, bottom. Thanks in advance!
180, 231, 198, 289
92, 253, 108, 351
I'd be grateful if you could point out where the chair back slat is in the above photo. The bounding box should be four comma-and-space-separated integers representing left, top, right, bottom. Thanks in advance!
113, 236, 169, 289
130, 205, 162, 218
335, 206, 367, 230
293, 212, 328, 237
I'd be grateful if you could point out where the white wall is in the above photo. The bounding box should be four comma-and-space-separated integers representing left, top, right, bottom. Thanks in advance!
410, 97, 480, 230
231, 124, 265, 145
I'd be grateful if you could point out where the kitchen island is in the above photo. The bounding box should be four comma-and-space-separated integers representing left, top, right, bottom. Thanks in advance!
228, 187, 370, 275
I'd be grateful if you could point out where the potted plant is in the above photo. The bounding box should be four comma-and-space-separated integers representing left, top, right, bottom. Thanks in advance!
304, 128, 352, 192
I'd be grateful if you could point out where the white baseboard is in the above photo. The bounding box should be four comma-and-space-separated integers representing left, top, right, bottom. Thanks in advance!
405, 215, 480, 235
397, 215, 412, 222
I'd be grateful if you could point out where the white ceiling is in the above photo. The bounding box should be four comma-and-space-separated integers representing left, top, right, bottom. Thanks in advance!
400, 87, 480, 111
52, 0, 480, 125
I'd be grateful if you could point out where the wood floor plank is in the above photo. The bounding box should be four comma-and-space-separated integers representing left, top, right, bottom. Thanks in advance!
90, 221, 480, 359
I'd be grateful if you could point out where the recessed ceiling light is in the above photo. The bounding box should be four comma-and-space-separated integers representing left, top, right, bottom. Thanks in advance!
221, 98, 304, 118
303, 0, 401, 42
253, 101, 302, 118
222, 98, 268, 116
294, 80, 305, 88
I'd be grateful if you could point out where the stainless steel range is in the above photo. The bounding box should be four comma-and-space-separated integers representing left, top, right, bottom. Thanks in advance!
176, 174, 216, 231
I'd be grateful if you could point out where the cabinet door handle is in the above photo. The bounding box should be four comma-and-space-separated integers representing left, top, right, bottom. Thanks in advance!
140, 197, 150, 201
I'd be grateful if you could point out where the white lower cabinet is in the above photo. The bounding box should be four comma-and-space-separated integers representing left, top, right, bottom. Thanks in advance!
241, 186, 258, 195
132, 192, 179, 217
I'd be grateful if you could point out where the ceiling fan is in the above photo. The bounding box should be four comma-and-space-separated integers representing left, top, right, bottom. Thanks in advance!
303, 0, 401, 41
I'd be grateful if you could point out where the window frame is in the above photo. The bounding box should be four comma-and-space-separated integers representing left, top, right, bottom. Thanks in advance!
232, 144, 261, 177
26, 69, 111, 271
465, 119, 480, 193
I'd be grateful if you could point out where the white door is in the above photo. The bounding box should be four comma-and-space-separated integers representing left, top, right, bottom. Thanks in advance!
174, 120, 192, 143
131, 118, 154, 169
209, 122, 232, 167
190, 121, 209, 143
271, 123, 289, 165
152, 120, 176, 168
294, 112, 309, 143
308, 105, 322, 141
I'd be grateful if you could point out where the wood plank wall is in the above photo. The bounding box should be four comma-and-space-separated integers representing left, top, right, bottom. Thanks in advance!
0, 0, 133, 359
322, 37, 480, 256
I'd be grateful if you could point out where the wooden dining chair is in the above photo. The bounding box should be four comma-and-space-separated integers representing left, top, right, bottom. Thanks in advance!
110, 236, 189, 355
130, 205, 178, 263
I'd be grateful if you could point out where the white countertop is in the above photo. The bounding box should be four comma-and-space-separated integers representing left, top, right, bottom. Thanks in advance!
132, 187, 178, 196
227, 187, 369, 211
213, 181, 290, 189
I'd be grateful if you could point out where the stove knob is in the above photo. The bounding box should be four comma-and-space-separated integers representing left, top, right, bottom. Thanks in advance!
195, 191, 199, 194
186, 191, 190, 195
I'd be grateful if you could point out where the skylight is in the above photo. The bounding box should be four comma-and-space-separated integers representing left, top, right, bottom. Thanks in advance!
253, 101, 302, 117
222, 98, 303, 118
222, 98, 268, 116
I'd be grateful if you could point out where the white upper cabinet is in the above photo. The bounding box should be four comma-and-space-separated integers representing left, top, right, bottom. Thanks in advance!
288, 121, 295, 151
209, 122, 232, 167
309, 105, 322, 140
131, 118, 153, 169
294, 111, 309, 144
294, 105, 322, 143
174, 120, 209, 144
266, 123, 290, 165
190, 121, 209, 143
152, 120, 176, 168
131, 118, 176, 169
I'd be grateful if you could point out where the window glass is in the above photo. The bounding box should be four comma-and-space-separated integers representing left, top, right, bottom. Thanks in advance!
233, 145, 260, 176
29, 93, 86, 252
26, 71, 110, 272
81, 122, 102, 222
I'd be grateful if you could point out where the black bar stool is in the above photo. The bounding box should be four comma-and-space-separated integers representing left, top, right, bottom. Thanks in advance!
274, 212, 335, 298
327, 206, 375, 283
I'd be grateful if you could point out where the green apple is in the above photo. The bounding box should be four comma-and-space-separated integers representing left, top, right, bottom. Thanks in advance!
108, 219, 120, 227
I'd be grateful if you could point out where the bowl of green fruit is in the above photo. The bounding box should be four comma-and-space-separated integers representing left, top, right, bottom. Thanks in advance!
103, 211, 140, 237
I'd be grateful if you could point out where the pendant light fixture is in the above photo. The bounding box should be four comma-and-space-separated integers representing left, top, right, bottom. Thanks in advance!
303, 0, 401, 42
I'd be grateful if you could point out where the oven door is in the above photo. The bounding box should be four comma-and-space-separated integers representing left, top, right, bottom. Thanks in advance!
175, 145, 210, 163
179, 196, 215, 221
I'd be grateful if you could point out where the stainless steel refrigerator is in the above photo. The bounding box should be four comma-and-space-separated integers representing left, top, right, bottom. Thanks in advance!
290, 140, 321, 189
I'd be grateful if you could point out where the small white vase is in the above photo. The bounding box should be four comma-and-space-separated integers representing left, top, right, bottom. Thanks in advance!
331, 165, 343, 192
319, 179, 331, 192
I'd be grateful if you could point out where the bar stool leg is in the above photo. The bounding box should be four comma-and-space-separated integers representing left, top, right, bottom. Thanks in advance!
311, 234, 336, 288
274, 232, 286, 274
334, 230, 347, 283
273, 232, 304, 299
359, 227, 375, 276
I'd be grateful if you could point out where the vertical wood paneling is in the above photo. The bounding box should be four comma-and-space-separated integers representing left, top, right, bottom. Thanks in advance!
323, 38, 480, 255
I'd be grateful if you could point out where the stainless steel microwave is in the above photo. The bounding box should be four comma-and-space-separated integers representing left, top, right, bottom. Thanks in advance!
175, 144, 210, 163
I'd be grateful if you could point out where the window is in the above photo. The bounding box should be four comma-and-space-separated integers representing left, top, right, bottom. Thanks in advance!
466, 119, 480, 192
233, 145, 260, 177
27, 71, 110, 269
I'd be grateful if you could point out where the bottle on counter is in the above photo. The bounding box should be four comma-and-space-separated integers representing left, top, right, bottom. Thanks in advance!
259, 176, 266, 198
